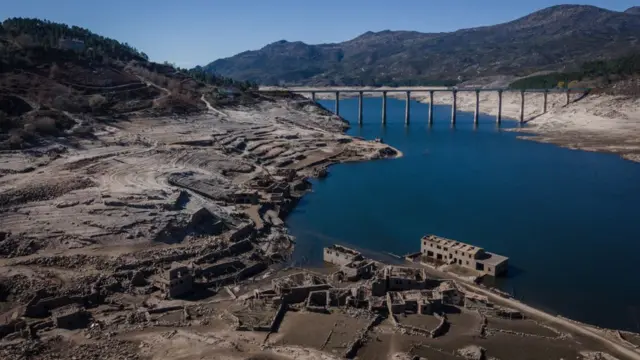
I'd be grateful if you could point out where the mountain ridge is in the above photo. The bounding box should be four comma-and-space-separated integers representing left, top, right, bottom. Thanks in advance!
201, 4, 640, 86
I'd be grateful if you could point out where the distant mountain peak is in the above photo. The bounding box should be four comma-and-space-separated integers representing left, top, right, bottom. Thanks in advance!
200, 4, 640, 86
625, 6, 640, 15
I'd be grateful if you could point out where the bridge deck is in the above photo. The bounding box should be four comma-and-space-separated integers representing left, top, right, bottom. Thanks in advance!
261, 87, 590, 93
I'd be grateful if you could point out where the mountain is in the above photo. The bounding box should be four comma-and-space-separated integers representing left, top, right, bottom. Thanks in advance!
625, 6, 640, 15
201, 5, 640, 86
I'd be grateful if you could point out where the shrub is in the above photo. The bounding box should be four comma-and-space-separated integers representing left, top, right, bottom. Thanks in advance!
8, 133, 25, 149
23, 122, 37, 134
52, 95, 86, 113
33, 117, 58, 135
49, 63, 60, 79
89, 94, 107, 111
0, 111, 10, 132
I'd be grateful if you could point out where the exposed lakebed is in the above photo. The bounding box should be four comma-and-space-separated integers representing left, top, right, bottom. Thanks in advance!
287, 97, 640, 331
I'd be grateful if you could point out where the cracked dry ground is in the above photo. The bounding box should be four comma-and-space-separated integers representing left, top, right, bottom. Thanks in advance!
0, 99, 390, 258
0, 98, 397, 359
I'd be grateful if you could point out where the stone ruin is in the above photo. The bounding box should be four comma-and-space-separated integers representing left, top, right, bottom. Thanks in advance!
52, 305, 91, 330
323, 245, 378, 282
272, 272, 331, 304
153, 262, 193, 299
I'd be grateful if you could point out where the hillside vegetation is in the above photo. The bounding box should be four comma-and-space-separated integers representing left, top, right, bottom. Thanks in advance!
201, 5, 640, 86
509, 53, 640, 93
0, 18, 259, 150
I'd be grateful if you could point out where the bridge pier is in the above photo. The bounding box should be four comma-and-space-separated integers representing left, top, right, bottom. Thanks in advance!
543, 90, 548, 113
311, 92, 316, 103
519, 90, 525, 123
358, 91, 364, 125
382, 91, 387, 125
428, 91, 434, 125
497, 90, 503, 125
451, 90, 457, 124
473, 90, 480, 125
405, 91, 411, 125
334, 91, 340, 115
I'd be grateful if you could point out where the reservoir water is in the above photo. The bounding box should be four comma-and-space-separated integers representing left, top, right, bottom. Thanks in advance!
286, 96, 640, 331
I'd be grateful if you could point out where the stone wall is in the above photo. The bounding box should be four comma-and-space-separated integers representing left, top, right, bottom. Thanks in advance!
24, 293, 102, 318
283, 284, 332, 304
431, 313, 448, 338
344, 315, 384, 359
229, 224, 255, 242
194, 239, 253, 265
198, 260, 244, 278
200, 261, 267, 288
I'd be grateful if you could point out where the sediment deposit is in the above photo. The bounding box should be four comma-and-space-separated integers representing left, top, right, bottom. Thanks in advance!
2, 92, 639, 359
0, 95, 399, 359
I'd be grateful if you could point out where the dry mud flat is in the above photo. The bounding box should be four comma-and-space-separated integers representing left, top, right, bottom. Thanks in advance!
0, 97, 397, 359
0, 94, 638, 360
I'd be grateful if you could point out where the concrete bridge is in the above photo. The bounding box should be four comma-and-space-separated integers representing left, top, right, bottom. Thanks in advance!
268, 87, 591, 125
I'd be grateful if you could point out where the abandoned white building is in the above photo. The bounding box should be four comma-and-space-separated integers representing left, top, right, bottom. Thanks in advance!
324, 245, 376, 281
420, 235, 508, 276
323, 245, 364, 266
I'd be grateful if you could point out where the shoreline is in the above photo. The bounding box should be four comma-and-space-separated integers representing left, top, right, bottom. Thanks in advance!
280, 87, 640, 164
282, 107, 640, 358
400, 255, 640, 359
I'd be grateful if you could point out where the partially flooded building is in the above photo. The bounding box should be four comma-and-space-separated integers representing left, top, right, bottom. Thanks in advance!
420, 235, 508, 276
323, 245, 364, 266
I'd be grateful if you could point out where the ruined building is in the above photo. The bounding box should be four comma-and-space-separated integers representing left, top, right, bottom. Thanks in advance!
420, 235, 508, 276
52, 305, 90, 330
272, 272, 331, 304
323, 245, 376, 281
324, 245, 363, 266
154, 262, 193, 298
370, 266, 436, 296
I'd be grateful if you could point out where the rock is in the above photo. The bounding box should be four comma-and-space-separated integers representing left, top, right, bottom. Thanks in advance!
378, 146, 398, 158
457, 345, 486, 360
131, 271, 146, 286
55, 200, 79, 208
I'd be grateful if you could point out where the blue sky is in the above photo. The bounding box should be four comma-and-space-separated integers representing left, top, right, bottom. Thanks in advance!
2, 0, 638, 67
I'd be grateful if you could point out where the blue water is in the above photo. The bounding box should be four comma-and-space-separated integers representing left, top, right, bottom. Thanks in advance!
286, 97, 640, 331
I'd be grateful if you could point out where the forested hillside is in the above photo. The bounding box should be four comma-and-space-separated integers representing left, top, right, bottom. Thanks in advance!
509, 53, 640, 90
0, 18, 259, 150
